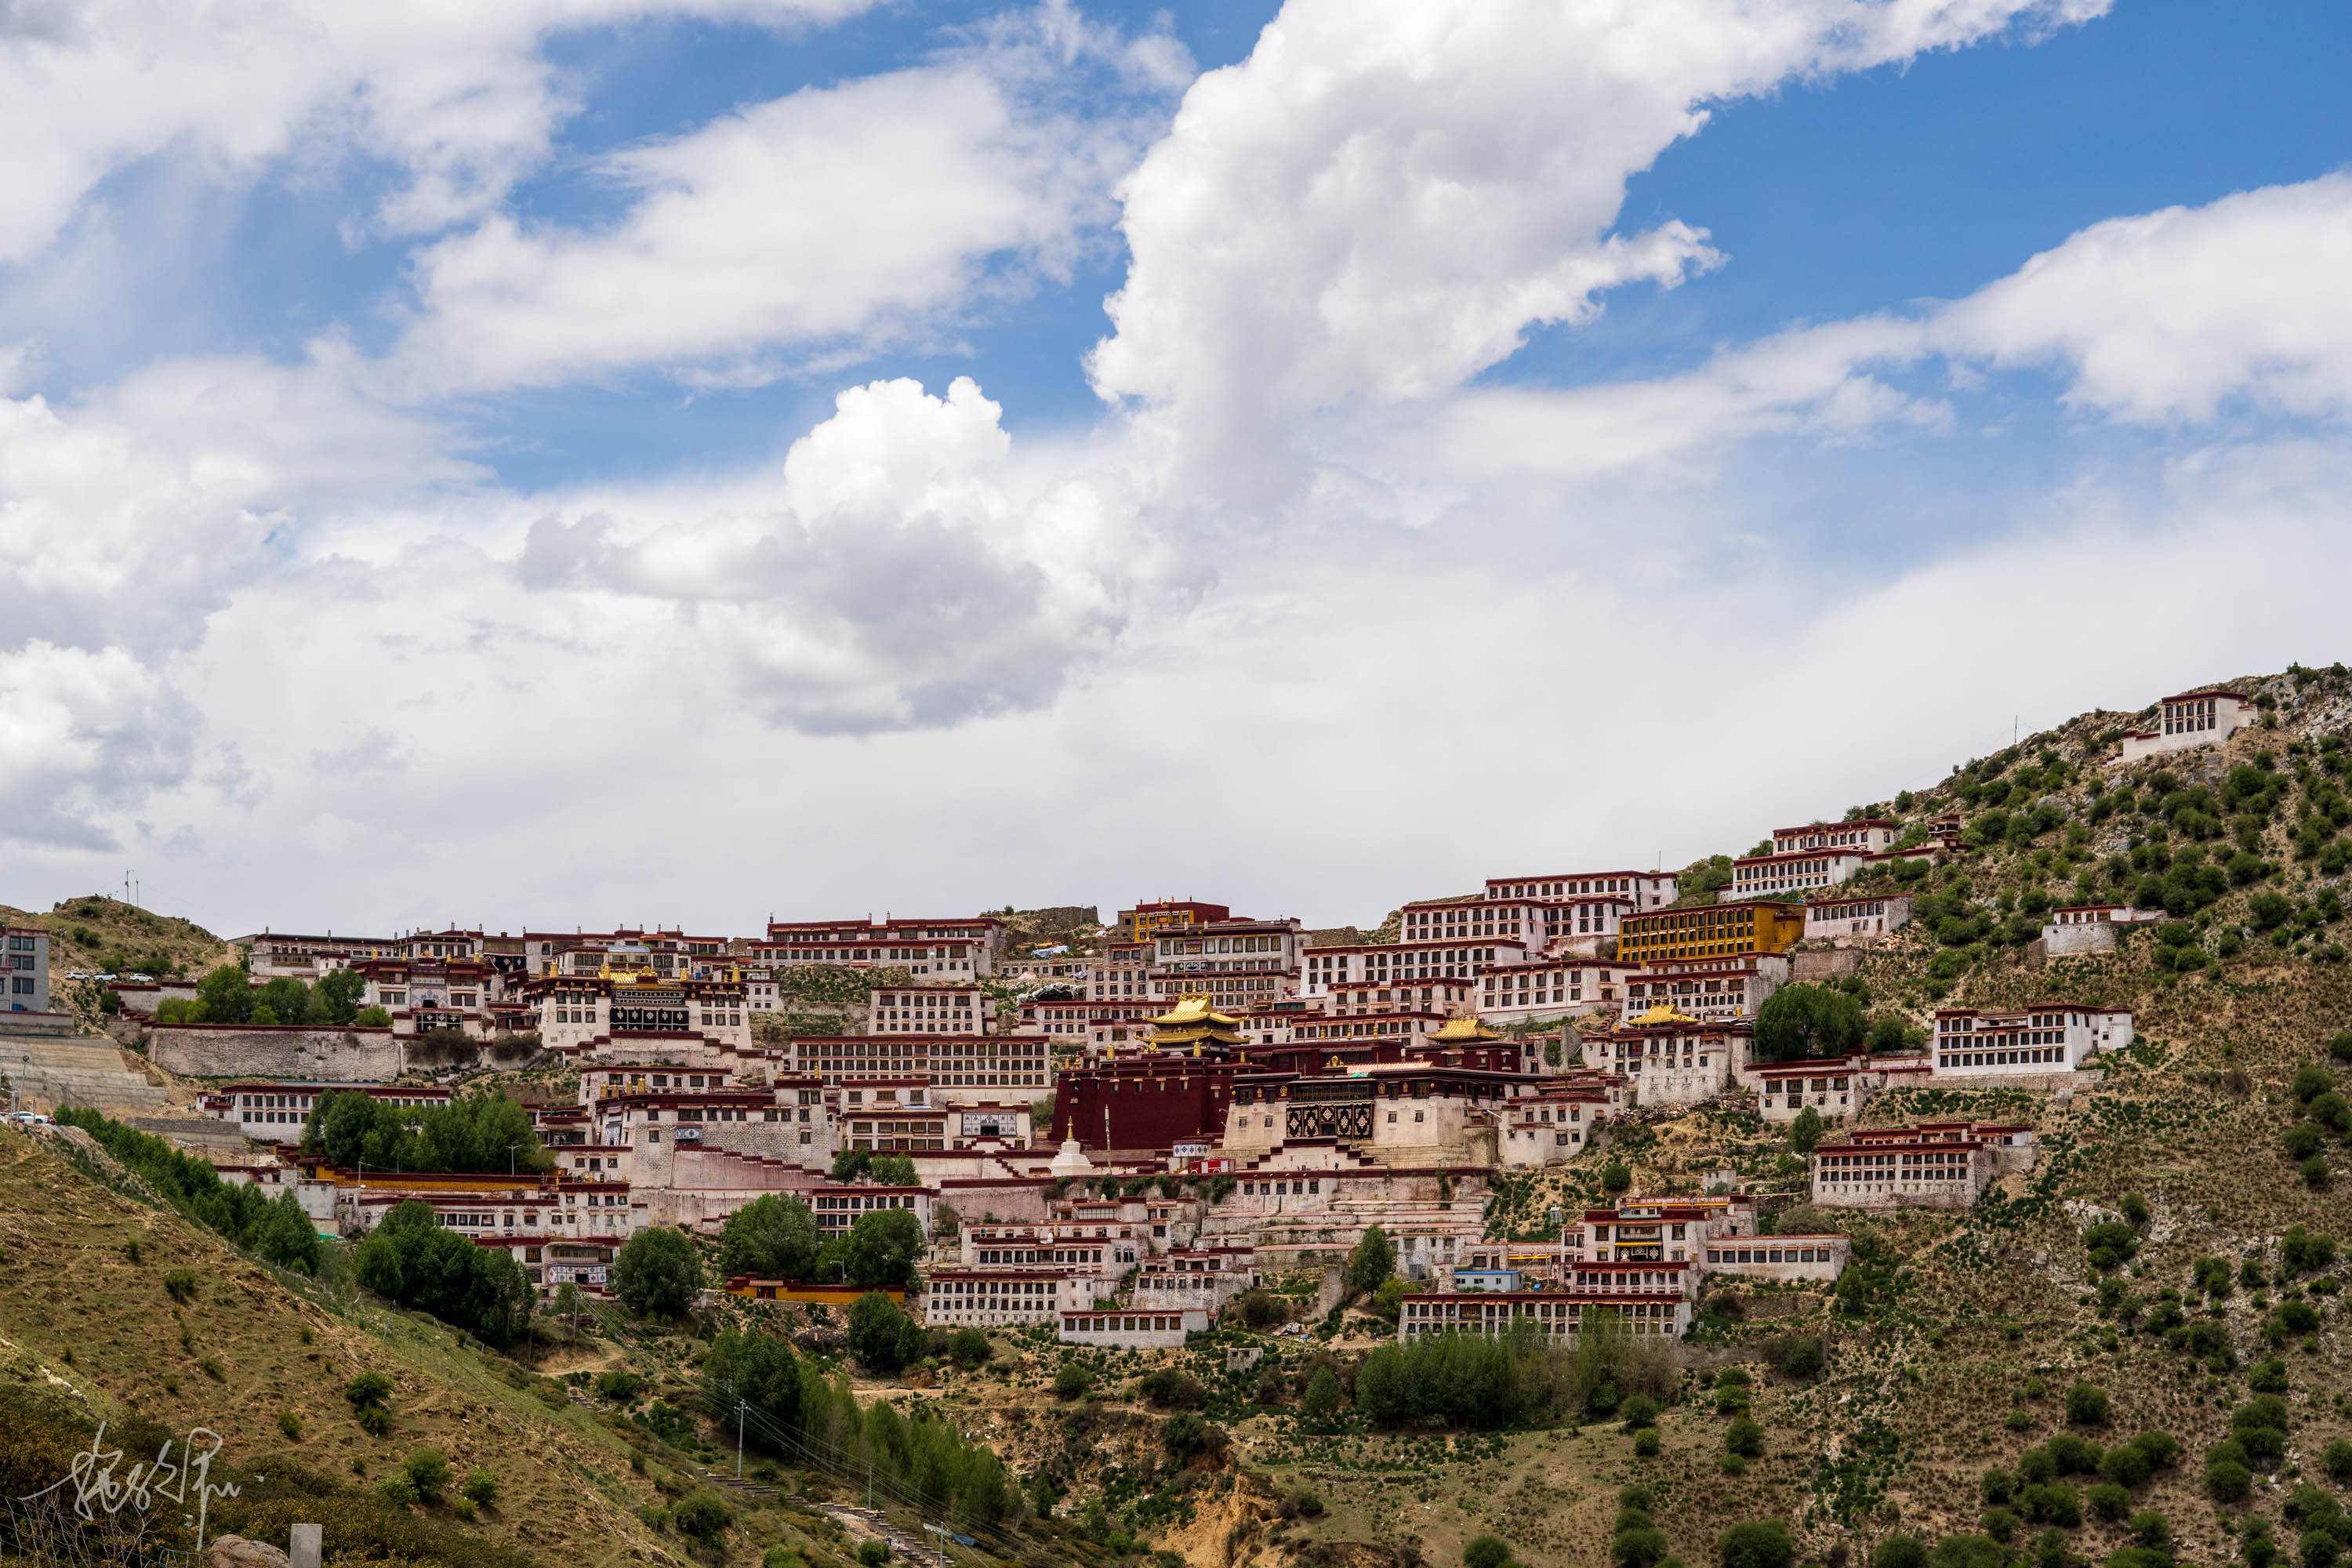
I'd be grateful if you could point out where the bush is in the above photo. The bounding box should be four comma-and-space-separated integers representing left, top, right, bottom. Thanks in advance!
1054, 1363, 1091, 1400
1465, 1535, 1514, 1568
593, 1368, 644, 1403
401, 1448, 449, 1502
2128, 1511, 2169, 1550
2088, 1483, 2131, 1521
1634, 1428, 1661, 1457
276, 1410, 303, 1440
2099, 1442, 2151, 1490
2206, 1458, 2253, 1503
1716, 1519, 1792, 1568
163, 1269, 198, 1305
1288, 1488, 1326, 1519
376, 1472, 419, 1507
2250, 1358, 2290, 1393
1725, 1418, 1764, 1458
611, 1226, 704, 1319
1621, 1393, 1662, 1430
1927, 1538, 2005, 1568
671, 1490, 732, 1542
1601, 1160, 1632, 1196
2301, 1154, 2331, 1188
856, 1543, 889, 1568
1979, 1508, 2018, 1544
2064, 1381, 2109, 1425
2082, 1221, 2138, 1272
462, 1467, 499, 1508
1614, 1525, 1671, 1568
1871, 1537, 1929, 1568
1303, 1365, 1344, 1425
1160, 1410, 1210, 1460
2285, 1123, 2326, 1160
1767, 1335, 1824, 1379
947, 1327, 992, 1368
2325, 1438, 2352, 1483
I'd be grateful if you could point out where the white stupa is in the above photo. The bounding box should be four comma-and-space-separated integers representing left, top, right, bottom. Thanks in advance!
1048, 1138, 1097, 1178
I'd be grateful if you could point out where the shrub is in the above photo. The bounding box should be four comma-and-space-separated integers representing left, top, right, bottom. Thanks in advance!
1980, 1468, 2015, 1505
2301, 1154, 2330, 1188
462, 1468, 499, 1508
1980, 1508, 2018, 1544
275, 1410, 303, 1440
2281, 1225, 2337, 1274
2119, 1192, 2151, 1227
1635, 1428, 1662, 1457
2285, 1123, 2326, 1160
2088, 1483, 2131, 1521
376, 1472, 419, 1507
2325, 1438, 2352, 1483
671, 1490, 732, 1542
2082, 1221, 2138, 1272
1053, 1364, 1091, 1400
593, 1368, 644, 1403
856, 1541, 889, 1566
2099, 1443, 2150, 1490
344, 1372, 394, 1415
163, 1269, 198, 1305
1160, 1410, 1210, 1460
947, 1327, 992, 1368
1621, 1393, 1662, 1430
2250, 1358, 2290, 1393
1601, 1161, 1632, 1196
2128, 1511, 2169, 1549
1725, 1418, 1765, 1458
2206, 1459, 2254, 1503
402, 1447, 450, 1502
1613, 1524, 1670, 1568
1465, 1536, 1514, 1568
2064, 1381, 2110, 1425
1289, 1489, 1326, 1519
1137, 1367, 1206, 1409
1715, 1367, 1751, 1387
1768, 1335, 1824, 1379
1303, 1367, 1343, 1425
1716, 1519, 1793, 1568
1871, 1536, 1929, 1568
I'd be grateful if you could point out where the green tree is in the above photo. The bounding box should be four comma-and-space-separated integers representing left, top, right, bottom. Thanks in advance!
1465, 1537, 1515, 1568
352, 1201, 533, 1346
1871, 1537, 1929, 1568
1753, 985, 1867, 1063
1303, 1366, 1343, 1425
671, 1490, 732, 1542
314, 967, 367, 1025
822, 1207, 924, 1289
253, 975, 315, 1025
716, 1194, 821, 1282
462, 1468, 499, 1508
948, 1327, 992, 1368
1348, 1223, 1396, 1296
1788, 1107, 1824, 1156
254, 1186, 321, 1275
702, 1327, 801, 1439
848, 1291, 922, 1373
612, 1226, 703, 1319
869, 1154, 919, 1185
402, 1448, 451, 1501
1601, 1160, 1632, 1196
1717, 1519, 1792, 1568
198, 964, 254, 1025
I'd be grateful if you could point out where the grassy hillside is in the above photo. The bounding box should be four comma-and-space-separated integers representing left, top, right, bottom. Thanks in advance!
0, 893, 239, 996
0, 1123, 877, 1567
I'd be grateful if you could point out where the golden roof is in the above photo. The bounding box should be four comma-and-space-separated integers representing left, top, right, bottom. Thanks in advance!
1147, 995, 1240, 1029
1628, 1003, 1702, 1027
1429, 1014, 1502, 1042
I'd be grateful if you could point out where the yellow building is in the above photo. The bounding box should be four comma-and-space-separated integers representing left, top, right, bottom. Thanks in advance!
1618, 902, 1805, 964
1146, 995, 1246, 1051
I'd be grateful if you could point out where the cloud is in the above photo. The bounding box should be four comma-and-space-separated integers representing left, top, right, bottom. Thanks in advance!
0, 641, 191, 850
0, 0, 881, 264
1935, 172, 2352, 423
1087, 0, 2110, 457
501, 375, 1151, 731
394, 5, 1188, 392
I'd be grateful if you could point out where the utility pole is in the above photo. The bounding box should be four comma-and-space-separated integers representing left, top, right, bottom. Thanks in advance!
736, 1398, 746, 1479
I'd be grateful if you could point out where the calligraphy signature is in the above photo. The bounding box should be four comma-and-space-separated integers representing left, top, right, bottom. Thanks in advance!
20, 1422, 240, 1548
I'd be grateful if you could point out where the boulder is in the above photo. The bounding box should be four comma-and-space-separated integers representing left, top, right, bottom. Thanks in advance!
208, 1534, 292, 1568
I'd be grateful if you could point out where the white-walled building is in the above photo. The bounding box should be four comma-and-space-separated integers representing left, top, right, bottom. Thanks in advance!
1303, 938, 1530, 996
1804, 895, 1914, 943
1730, 847, 1871, 901
1059, 1307, 1207, 1348
1482, 871, 1679, 909
1617, 952, 1788, 1025
1931, 1004, 2132, 1076
1812, 1121, 2036, 1209
1771, 820, 1904, 856
2118, 689, 2256, 762
1478, 957, 1639, 1025
868, 985, 993, 1035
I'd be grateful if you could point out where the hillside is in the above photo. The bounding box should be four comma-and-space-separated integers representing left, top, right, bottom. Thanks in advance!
0, 1123, 871, 1568
0, 893, 241, 1001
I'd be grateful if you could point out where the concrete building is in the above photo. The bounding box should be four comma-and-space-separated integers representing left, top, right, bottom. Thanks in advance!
1481, 871, 1679, 908
206, 1080, 451, 1133
1398, 1291, 1690, 1340
1617, 903, 1804, 967
2118, 689, 2256, 763
1133, 1248, 1261, 1312
1303, 938, 1530, 996
757, 916, 1006, 979
1744, 1054, 1932, 1123
1812, 1121, 2035, 1209
1588, 1014, 1751, 1106
3, 927, 49, 1013
1476, 957, 1638, 1024
1730, 847, 1871, 901
1617, 951, 1788, 1025
1931, 1004, 2132, 1076
869, 985, 993, 1035
1771, 820, 1904, 856
2042, 904, 2165, 956
921, 1269, 1090, 1327
1804, 895, 1914, 943
786, 1033, 1051, 1098
1058, 1307, 1207, 1349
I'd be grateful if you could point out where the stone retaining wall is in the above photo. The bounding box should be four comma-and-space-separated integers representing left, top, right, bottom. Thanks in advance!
147, 1025, 401, 1080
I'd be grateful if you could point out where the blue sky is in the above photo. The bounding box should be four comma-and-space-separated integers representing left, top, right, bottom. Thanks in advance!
3, 0, 2350, 932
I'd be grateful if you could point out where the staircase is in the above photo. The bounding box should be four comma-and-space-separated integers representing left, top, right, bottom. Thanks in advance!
0, 1013, 176, 1116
